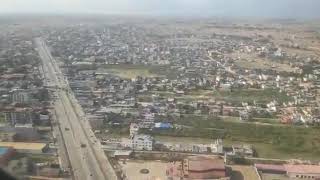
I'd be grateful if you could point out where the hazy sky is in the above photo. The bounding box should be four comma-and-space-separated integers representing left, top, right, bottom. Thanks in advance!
1, 0, 319, 18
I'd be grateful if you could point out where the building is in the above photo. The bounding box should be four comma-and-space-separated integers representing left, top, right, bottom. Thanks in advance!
3, 111, 33, 127
167, 156, 229, 180
0, 132, 17, 142
129, 123, 139, 137
162, 139, 223, 154
232, 144, 253, 157
154, 122, 172, 129
255, 163, 287, 174
0, 147, 15, 166
255, 163, 320, 179
112, 150, 133, 159
284, 164, 320, 179
0, 127, 40, 141
0, 142, 48, 154
211, 139, 224, 154
11, 89, 31, 104
132, 134, 153, 151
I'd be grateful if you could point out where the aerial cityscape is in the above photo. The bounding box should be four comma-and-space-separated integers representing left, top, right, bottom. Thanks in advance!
1, 1, 320, 180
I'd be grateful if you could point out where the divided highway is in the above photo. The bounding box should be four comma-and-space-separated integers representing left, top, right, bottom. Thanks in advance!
35, 38, 117, 180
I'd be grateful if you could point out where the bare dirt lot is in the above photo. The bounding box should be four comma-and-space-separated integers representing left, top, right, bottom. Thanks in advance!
119, 160, 168, 180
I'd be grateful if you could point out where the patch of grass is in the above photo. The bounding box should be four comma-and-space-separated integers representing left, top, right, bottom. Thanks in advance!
145, 116, 320, 160
99, 64, 173, 79
27, 154, 56, 163
213, 88, 293, 104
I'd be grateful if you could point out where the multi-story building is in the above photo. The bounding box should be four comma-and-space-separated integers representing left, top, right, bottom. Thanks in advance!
11, 89, 30, 104
132, 134, 153, 151
129, 123, 139, 138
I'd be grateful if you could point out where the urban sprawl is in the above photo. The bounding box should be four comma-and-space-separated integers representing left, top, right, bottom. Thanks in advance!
1, 17, 320, 180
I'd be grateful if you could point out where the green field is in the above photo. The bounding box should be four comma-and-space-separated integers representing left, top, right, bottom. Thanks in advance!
27, 154, 57, 163
212, 88, 293, 104
99, 64, 177, 79
148, 88, 292, 104
144, 115, 320, 160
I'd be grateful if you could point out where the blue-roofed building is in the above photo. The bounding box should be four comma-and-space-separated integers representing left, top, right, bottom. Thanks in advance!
0, 147, 15, 165
154, 122, 172, 129
0, 147, 8, 155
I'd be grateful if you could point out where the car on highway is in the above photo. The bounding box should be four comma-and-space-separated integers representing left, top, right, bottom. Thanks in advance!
81, 143, 87, 148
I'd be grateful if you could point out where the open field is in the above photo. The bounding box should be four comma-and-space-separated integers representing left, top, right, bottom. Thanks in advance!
119, 160, 168, 180
27, 154, 58, 163
146, 88, 292, 105
98, 64, 177, 79
98, 65, 162, 79
145, 115, 320, 160
212, 88, 293, 104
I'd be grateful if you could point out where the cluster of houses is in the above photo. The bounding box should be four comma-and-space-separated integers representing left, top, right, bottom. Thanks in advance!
40, 20, 320, 180
0, 30, 62, 178
0, 35, 51, 137
44, 22, 320, 137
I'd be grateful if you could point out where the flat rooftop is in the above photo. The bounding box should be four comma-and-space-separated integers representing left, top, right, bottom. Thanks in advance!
0, 142, 47, 150
0, 147, 9, 155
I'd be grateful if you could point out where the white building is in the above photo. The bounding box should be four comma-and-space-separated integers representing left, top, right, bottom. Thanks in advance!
129, 123, 139, 137
132, 134, 153, 151
210, 139, 224, 154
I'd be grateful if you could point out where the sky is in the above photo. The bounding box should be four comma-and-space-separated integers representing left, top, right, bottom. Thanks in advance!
0, 0, 320, 18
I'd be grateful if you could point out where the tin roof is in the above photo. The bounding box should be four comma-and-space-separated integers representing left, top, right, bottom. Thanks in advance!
0, 147, 9, 155
284, 164, 320, 174
188, 156, 225, 172
255, 164, 286, 172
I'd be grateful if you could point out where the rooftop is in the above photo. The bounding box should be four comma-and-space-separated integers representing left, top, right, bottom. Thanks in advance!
255, 163, 286, 172
188, 156, 225, 172
284, 164, 320, 174
0, 147, 10, 155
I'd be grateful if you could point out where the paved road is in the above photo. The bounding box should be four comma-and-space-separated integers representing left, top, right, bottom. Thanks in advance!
35, 38, 117, 180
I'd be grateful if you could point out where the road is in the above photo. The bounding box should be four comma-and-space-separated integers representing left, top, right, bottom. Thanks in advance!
35, 38, 117, 180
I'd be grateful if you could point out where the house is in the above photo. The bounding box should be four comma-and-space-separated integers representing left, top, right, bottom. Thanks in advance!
239, 110, 251, 121
154, 122, 172, 129
255, 163, 320, 179
210, 139, 224, 154
112, 150, 133, 159
285, 164, 320, 179
232, 144, 253, 157
3, 111, 33, 128
132, 134, 153, 151
129, 123, 139, 137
